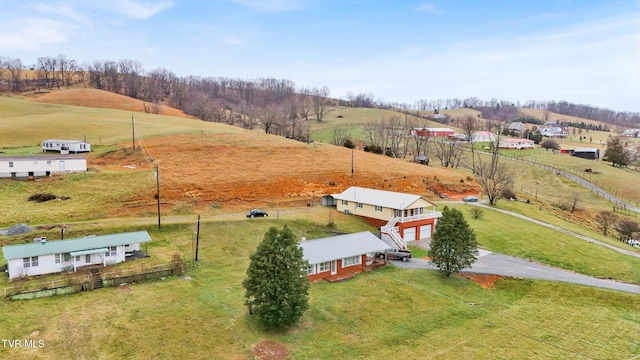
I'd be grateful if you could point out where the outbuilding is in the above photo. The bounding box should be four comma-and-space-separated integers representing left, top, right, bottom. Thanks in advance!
300, 232, 390, 282
2, 231, 151, 280
42, 139, 91, 154
572, 148, 600, 160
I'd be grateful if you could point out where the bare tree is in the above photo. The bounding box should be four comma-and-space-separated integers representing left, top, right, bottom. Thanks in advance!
595, 210, 618, 236
331, 127, 350, 146
311, 86, 330, 122
474, 129, 513, 205
5, 57, 23, 92
614, 219, 640, 242
564, 192, 580, 213
433, 137, 463, 168
461, 115, 478, 173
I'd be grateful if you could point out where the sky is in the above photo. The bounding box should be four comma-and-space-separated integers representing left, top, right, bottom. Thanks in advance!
1, 0, 639, 112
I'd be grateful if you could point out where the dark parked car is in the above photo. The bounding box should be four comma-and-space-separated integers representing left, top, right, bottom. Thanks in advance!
247, 209, 268, 218
463, 196, 479, 203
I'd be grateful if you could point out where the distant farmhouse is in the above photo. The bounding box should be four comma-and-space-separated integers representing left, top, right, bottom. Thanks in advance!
42, 139, 91, 154
2, 231, 151, 280
621, 129, 640, 137
506, 121, 526, 133
0, 155, 87, 179
409, 127, 455, 138
572, 148, 600, 160
540, 126, 568, 138
329, 186, 442, 250
499, 138, 535, 150
300, 232, 389, 281
471, 131, 497, 143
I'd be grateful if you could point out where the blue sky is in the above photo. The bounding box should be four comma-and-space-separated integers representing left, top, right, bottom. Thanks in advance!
1, 0, 639, 112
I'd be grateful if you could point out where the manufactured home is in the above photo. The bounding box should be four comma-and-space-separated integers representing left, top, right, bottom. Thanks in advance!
499, 138, 535, 150
42, 139, 91, 154
0, 155, 87, 178
2, 231, 151, 280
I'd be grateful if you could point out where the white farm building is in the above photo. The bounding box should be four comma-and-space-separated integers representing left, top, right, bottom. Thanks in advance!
0, 155, 87, 178
42, 139, 91, 154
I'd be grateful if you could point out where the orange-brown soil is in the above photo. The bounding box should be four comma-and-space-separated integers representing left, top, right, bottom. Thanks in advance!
460, 272, 505, 289
90, 132, 480, 216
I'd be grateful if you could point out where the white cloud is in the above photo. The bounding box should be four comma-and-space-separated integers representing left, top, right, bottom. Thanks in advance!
28, 3, 92, 27
0, 17, 73, 51
110, 0, 174, 19
416, 2, 444, 14
230, 0, 304, 13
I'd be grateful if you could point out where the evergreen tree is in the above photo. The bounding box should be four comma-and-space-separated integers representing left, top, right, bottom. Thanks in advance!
243, 225, 309, 329
602, 137, 629, 167
428, 206, 478, 276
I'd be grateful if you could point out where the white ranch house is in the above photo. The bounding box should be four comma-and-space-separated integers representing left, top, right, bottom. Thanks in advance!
0, 155, 87, 178
2, 231, 151, 280
42, 139, 91, 154
331, 186, 442, 249
301, 232, 390, 282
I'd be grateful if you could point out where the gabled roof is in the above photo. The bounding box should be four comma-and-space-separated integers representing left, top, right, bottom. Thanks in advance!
0, 155, 86, 161
501, 138, 534, 143
2, 231, 151, 260
331, 186, 433, 210
42, 139, 90, 144
300, 232, 390, 265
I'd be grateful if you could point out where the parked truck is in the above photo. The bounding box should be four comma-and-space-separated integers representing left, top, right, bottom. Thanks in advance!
376, 248, 412, 262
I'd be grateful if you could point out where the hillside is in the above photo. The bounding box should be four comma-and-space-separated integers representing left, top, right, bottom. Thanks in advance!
29, 88, 190, 118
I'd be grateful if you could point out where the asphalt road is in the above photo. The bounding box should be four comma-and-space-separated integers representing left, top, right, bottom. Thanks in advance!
393, 250, 640, 294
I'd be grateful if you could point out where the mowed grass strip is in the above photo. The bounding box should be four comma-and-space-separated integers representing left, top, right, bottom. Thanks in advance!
451, 203, 640, 283
2, 249, 640, 359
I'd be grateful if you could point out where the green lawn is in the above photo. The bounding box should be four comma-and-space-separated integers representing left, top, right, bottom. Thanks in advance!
2, 217, 640, 359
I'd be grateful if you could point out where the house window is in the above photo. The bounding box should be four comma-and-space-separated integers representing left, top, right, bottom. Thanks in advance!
9, 162, 13, 168
33, 160, 38, 165
375, 205, 383, 212
55, 254, 61, 264
342, 256, 361, 267
75, 256, 81, 262
305, 265, 315, 275
109, 246, 117, 256
319, 262, 330, 272
341, 200, 348, 206
64, 253, 71, 262
47, 160, 52, 167
24, 256, 38, 267
356, 203, 363, 208
394, 209, 403, 217
85, 255, 91, 263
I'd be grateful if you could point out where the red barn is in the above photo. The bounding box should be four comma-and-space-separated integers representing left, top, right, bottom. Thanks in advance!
410, 127, 455, 137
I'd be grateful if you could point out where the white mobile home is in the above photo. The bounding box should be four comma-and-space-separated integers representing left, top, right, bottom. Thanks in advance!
0, 155, 87, 178
42, 139, 91, 153
2, 231, 152, 280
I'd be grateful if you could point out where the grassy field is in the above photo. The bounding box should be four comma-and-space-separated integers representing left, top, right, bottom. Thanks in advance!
3, 93, 640, 358
2, 216, 640, 359
0, 95, 240, 148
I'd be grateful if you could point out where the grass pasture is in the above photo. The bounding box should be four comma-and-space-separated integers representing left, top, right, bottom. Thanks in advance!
0, 95, 241, 148
2, 216, 640, 359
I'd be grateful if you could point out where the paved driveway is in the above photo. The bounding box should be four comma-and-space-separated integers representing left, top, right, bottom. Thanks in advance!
393, 248, 640, 294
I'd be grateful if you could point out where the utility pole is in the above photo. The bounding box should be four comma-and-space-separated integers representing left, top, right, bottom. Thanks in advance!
195, 215, 200, 262
155, 163, 161, 229
351, 147, 354, 177
132, 114, 136, 150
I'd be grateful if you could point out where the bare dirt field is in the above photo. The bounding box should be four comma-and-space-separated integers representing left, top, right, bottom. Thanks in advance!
90, 132, 480, 216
